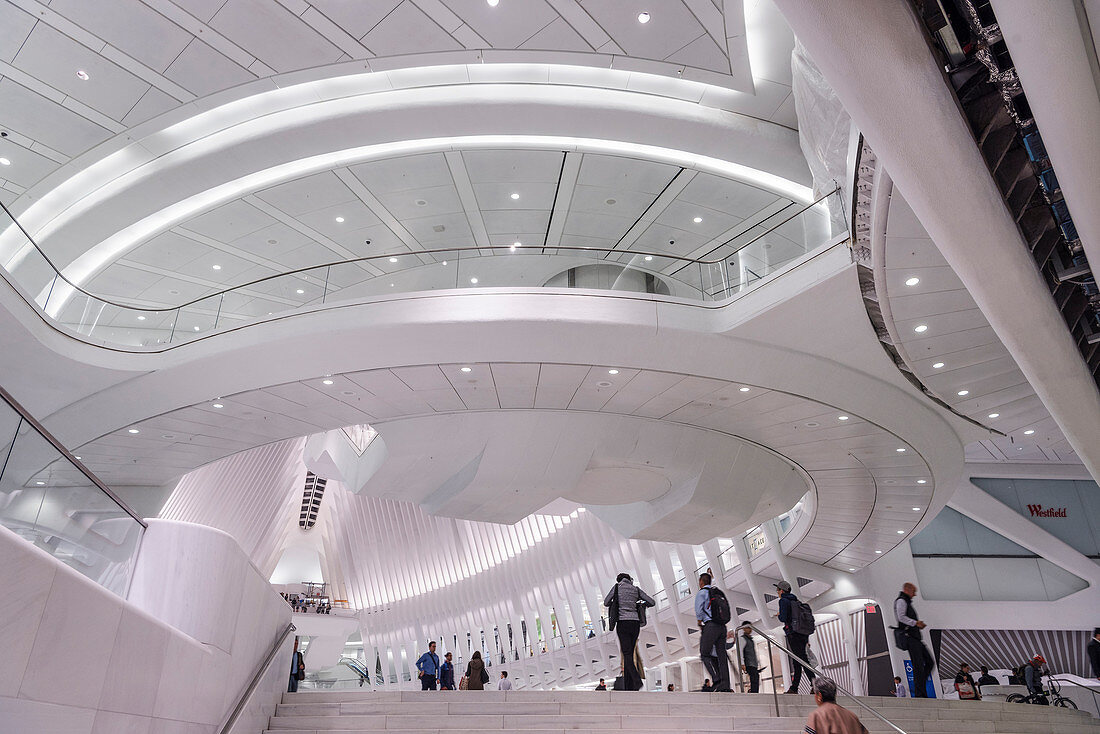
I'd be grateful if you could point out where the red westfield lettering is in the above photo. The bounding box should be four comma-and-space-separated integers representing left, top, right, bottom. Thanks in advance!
1026, 504, 1067, 518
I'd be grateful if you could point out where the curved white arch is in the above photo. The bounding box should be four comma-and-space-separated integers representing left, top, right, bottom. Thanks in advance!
0, 67, 809, 308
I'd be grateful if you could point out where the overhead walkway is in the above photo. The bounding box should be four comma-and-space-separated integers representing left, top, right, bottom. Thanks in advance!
269, 690, 1100, 734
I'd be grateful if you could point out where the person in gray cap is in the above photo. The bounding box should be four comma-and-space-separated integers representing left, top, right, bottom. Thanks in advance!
775, 580, 815, 694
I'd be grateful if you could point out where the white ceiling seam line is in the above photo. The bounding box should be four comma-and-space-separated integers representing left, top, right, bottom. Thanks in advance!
34, 134, 814, 315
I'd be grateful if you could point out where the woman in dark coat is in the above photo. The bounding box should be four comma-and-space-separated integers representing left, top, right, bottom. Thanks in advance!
465, 650, 488, 690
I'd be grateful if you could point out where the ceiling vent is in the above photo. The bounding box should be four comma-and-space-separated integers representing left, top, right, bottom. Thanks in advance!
299, 470, 328, 530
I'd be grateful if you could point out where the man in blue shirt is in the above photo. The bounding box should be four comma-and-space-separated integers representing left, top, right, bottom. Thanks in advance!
695, 573, 731, 692
439, 652, 455, 690
416, 641, 441, 690
776, 580, 815, 694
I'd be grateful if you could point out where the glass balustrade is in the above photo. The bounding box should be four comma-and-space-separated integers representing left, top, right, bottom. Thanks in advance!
0, 387, 145, 597
0, 190, 846, 351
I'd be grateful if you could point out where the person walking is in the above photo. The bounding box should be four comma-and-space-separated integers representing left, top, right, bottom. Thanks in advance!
736, 621, 761, 693
416, 641, 441, 690
498, 670, 513, 690
604, 572, 656, 691
439, 652, 456, 690
954, 663, 980, 700
288, 639, 305, 693
775, 580, 815, 694
894, 583, 934, 698
893, 676, 907, 697
1023, 654, 1046, 698
803, 677, 868, 734
1089, 628, 1100, 680
465, 650, 489, 690
695, 573, 732, 692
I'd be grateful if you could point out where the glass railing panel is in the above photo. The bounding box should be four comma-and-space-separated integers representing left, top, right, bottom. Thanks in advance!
171, 294, 222, 343
0, 395, 143, 596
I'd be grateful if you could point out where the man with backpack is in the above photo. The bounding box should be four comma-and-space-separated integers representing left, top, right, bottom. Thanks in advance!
696, 573, 732, 692
775, 580, 816, 694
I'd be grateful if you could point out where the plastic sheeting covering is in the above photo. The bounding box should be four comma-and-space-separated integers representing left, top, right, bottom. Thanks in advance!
791, 40, 853, 209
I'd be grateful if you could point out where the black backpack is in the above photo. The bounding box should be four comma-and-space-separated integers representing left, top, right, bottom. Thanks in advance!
790, 600, 816, 636
707, 587, 732, 625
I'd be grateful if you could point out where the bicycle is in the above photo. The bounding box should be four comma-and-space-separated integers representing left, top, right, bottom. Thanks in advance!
1006, 674, 1077, 709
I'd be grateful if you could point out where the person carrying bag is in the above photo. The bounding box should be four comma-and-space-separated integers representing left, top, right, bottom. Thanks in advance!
604, 572, 656, 691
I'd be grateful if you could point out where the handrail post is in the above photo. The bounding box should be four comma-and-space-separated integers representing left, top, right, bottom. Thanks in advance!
750, 624, 907, 734
768, 637, 780, 717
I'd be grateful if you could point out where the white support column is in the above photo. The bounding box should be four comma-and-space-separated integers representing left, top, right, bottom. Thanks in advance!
763, 518, 801, 594
837, 606, 865, 696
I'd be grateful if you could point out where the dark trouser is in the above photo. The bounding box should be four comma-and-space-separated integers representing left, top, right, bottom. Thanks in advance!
288, 674, 299, 693
615, 619, 642, 690
906, 637, 934, 697
421, 673, 437, 690
786, 632, 815, 693
746, 665, 760, 693
700, 621, 731, 691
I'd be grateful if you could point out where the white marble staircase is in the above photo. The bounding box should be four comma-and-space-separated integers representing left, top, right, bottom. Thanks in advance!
267, 690, 1100, 734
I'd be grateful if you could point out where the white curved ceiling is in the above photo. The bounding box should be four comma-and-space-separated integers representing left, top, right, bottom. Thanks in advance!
0, 0, 797, 207
67, 359, 939, 571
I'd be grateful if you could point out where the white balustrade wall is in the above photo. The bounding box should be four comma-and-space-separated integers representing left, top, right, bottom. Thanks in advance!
0, 518, 291, 734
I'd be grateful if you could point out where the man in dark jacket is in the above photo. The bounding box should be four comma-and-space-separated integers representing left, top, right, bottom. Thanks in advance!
775, 580, 815, 694
439, 652, 456, 690
1089, 629, 1100, 680
895, 583, 934, 698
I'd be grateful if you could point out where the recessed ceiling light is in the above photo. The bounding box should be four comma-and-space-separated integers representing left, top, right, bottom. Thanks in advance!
442, 261, 447, 266
335, 216, 344, 222
905, 277, 920, 286
192, 326, 200, 331
510, 192, 519, 200
644, 255, 653, 261
917, 479, 927, 484
389, 257, 398, 263
838, 415, 849, 421
897, 530, 905, 534
693, 217, 702, 223
213, 403, 223, 409
608, 369, 619, 375
912, 507, 921, 511
76, 69, 89, 80
739, 386, 750, 392
461, 367, 472, 373
932, 362, 945, 369
638, 11, 651, 23
957, 390, 969, 396
212, 264, 221, 270
137, 315, 146, 321
0, 157, 10, 166
914, 324, 928, 333
470, 277, 478, 284
1023, 429, 1035, 435
128, 428, 140, 434
296, 289, 305, 294
35, 480, 45, 485
390, 283, 394, 287
896, 447, 906, 452
848, 568, 855, 572
487, 0, 498, 5
1017, 446, 1024, 451
988, 413, 999, 418
74, 456, 81, 460
322, 379, 333, 385
875, 550, 883, 554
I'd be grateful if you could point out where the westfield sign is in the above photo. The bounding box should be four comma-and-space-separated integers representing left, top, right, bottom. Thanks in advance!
1027, 504, 1068, 518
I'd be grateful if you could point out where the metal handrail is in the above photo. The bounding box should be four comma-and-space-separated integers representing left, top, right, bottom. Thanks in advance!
0, 383, 145, 527
748, 624, 908, 734
1050, 676, 1100, 711
0, 192, 838, 315
218, 621, 296, 734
